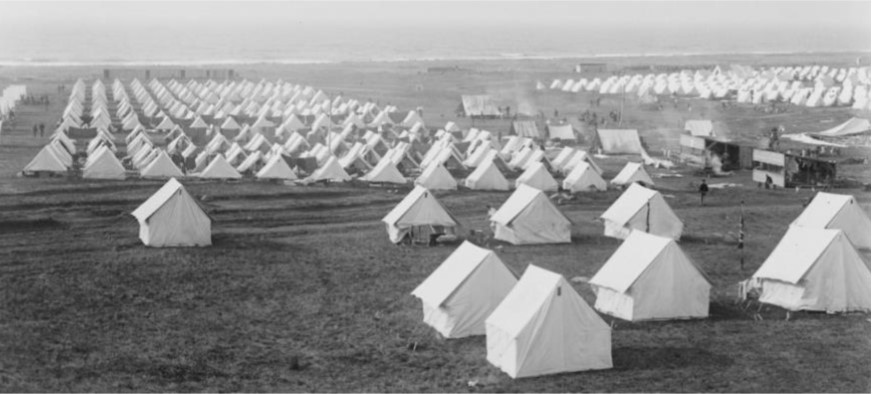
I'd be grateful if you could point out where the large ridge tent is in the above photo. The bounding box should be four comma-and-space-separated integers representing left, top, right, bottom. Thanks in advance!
547, 123, 576, 141
600, 183, 683, 240
131, 178, 211, 247
752, 226, 870, 312
510, 121, 541, 139
382, 186, 459, 244
790, 192, 870, 249
595, 129, 644, 155
490, 184, 571, 245
486, 265, 613, 378
411, 241, 518, 338
460, 95, 501, 118
589, 231, 711, 321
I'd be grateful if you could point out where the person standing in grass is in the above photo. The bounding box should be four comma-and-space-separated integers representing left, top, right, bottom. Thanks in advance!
32, 125, 38, 138
698, 179, 709, 205
39, 123, 45, 137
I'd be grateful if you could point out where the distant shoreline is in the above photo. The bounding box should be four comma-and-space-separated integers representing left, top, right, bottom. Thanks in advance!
0, 49, 868, 68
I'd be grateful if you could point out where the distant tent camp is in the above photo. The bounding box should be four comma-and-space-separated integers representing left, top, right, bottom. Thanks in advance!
595, 129, 644, 155
199, 154, 243, 180
460, 95, 501, 118
490, 184, 571, 245
382, 186, 459, 244
589, 231, 711, 321
752, 227, 870, 312
416, 162, 458, 191
256, 155, 297, 180
563, 162, 606, 192
790, 192, 870, 249
813, 117, 870, 137
411, 241, 518, 338
514, 161, 558, 192
610, 162, 654, 187
83, 148, 126, 180
464, 155, 510, 191
140, 150, 184, 179
486, 265, 612, 378
131, 178, 211, 247
600, 183, 683, 240
547, 123, 576, 141
510, 121, 541, 139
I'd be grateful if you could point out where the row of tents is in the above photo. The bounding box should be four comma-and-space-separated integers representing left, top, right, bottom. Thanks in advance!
406, 190, 870, 378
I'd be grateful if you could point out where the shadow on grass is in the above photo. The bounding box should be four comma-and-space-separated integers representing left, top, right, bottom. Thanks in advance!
612, 346, 733, 371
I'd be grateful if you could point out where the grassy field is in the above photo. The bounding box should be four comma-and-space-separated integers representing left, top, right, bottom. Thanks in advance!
0, 54, 869, 392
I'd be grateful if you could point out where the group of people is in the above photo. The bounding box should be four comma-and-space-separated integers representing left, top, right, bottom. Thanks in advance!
20, 94, 50, 109
32, 123, 46, 137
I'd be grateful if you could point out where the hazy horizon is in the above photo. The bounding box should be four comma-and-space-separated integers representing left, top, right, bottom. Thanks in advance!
0, 1, 869, 65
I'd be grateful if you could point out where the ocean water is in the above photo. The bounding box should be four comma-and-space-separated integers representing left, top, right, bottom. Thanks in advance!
0, 23, 868, 67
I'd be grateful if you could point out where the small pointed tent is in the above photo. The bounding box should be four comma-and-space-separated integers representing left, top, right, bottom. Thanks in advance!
790, 192, 870, 249
416, 162, 458, 191
23, 145, 68, 173
752, 227, 870, 312
382, 186, 459, 244
256, 154, 298, 180
361, 158, 407, 184
600, 183, 682, 240
411, 241, 518, 338
514, 161, 558, 192
490, 184, 571, 245
140, 150, 184, 179
199, 154, 242, 179
131, 178, 211, 247
83, 148, 126, 180
464, 155, 510, 191
610, 162, 654, 187
563, 162, 606, 192
589, 231, 711, 321
486, 265, 612, 378
306, 156, 351, 183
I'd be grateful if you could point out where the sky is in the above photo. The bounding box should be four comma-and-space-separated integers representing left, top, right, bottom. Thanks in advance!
0, 1, 869, 31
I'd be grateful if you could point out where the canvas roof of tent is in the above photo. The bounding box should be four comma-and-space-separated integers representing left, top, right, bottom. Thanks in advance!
752, 226, 843, 284
200, 155, 242, 179
382, 185, 459, 227
417, 162, 456, 188
24, 145, 68, 172
362, 158, 406, 183
589, 231, 708, 293
547, 124, 576, 140
491, 184, 569, 226
461, 95, 501, 116
84, 148, 125, 177
684, 120, 714, 137
596, 129, 644, 154
412, 241, 506, 307
141, 151, 184, 178
511, 121, 541, 139
813, 117, 871, 137
791, 192, 862, 228
257, 154, 297, 179
132, 178, 185, 221
516, 161, 557, 188
600, 183, 662, 225
611, 162, 652, 185
486, 265, 608, 338
309, 156, 351, 181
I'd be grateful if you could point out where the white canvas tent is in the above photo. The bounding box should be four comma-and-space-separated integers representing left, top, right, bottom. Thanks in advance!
790, 192, 870, 249
752, 226, 870, 312
415, 162, 457, 191
140, 150, 184, 179
464, 157, 510, 191
382, 186, 459, 244
596, 129, 644, 154
491, 184, 571, 245
256, 155, 297, 180
514, 161, 558, 192
411, 241, 517, 338
486, 265, 612, 378
563, 162, 606, 192
610, 162, 654, 187
361, 158, 407, 184
589, 231, 711, 321
83, 148, 126, 180
305, 156, 351, 183
600, 183, 683, 240
199, 154, 242, 179
131, 178, 211, 247
23, 145, 68, 173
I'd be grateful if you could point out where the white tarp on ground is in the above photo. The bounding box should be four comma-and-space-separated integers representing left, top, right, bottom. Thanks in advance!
491, 184, 571, 245
752, 227, 870, 312
486, 265, 612, 378
131, 178, 211, 247
790, 192, 871, 249
382, 186, 458, 244
589, 231, 711, 321
411, 241, 517, 338
600, 183, 683, 240
596, 129, 644, 154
